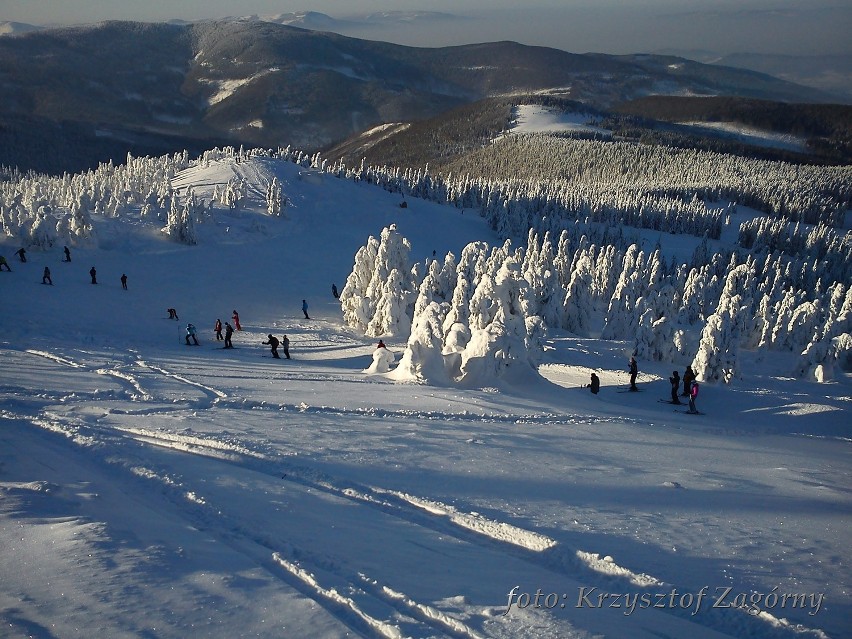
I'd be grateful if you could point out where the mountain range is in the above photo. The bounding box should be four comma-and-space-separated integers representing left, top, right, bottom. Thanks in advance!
0, 19, 842, 175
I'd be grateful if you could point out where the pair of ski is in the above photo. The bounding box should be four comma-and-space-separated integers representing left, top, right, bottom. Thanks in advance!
659, 398, 703, 415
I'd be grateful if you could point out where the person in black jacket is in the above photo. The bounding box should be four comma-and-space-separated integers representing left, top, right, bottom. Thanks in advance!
15, 247, 26, 262
682, 365, 696, 397
224, 322, 234, 348
89, 266, 97, 284
587, 372, 600, 394
669, 370, 681, 404
629, 357, 638, 391
263, 334, 280, 358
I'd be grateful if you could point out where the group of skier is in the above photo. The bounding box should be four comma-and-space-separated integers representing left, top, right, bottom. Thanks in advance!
184, 308, 296, 358
1, 245, 128, 290
587, 360, 701, 414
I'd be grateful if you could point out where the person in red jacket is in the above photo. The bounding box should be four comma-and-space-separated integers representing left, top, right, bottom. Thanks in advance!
214, 318, 223, 341
232, 309, 242, 331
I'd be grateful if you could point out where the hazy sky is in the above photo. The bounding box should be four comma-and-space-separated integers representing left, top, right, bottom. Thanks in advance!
1, 0, 849, 56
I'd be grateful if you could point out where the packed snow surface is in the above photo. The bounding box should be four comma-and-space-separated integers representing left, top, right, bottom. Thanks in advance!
1, 156, 849, 638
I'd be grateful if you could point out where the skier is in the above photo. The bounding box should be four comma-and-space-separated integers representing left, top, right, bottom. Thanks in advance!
15, 247, 26, 263
120, 273, 127, 290
628, 356, 638, 391
281, 334, 291, 359
302, 299, 310, 320
167, 308, 179, 320
331, 283, 339, 299
63, 246, 71, 262
89, 266, 97, 284
669, 370, 681, 404
224, 322, 234, 348
185, 323, 199, 345
263, 334, 280, 359
232, 309, 242, 331
688, 380, 700, 414
0, 255, 10, 271
587, 372, 600, 394
377, 340, 386, 349
214, 319, 223, 341
682, 365, 695, 397
42, 266, 52, 285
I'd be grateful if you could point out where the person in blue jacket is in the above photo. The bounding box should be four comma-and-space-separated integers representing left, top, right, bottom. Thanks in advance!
302, 299, 310, 320
185, 323, 199, 345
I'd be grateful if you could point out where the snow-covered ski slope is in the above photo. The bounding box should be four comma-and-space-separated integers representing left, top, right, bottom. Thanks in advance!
1, 156, 849, 638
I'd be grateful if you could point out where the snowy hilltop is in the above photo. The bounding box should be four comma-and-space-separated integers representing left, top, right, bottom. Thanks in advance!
0, 146, 850, 638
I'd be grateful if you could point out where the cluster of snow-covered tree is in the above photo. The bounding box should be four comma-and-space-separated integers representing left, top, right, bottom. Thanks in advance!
0, 146, 299, 249
342, 224, 852, 385
340, 225, 544, 386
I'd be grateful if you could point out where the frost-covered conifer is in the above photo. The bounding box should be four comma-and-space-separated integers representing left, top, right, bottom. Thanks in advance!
562, 252, 594, 336
341, 236, 380, 332
368, 268, 413, 337
796, 333, 852, 382
459, 257, 536, 384
391, 301, 449, 383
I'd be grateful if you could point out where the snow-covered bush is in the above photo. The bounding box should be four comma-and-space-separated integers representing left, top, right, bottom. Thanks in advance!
364, 346, 396, 374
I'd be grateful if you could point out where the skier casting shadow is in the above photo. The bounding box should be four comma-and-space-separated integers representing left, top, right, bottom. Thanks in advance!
263, 334, 280, 358
586, 372, 600, 394
669, 371, 681, 404
688, 380, 700, 414
628, 356, 638, 391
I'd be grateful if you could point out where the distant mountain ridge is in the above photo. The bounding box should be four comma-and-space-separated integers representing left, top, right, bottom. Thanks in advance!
0, 19, 839, 174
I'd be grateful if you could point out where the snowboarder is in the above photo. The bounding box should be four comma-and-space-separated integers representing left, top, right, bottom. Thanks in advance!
263, 334, 281, 358
15, 247, 26, 263
628, 356, 638, 391
167, 308, 179, 320
587, 372, 600, 394
232, 309, 242, 331
377, 340, 386, 349
214, 319, 223, 341
0, 255, 11, 271
120, 273, 127, 290
185, 323, 199, 345
63, 246, 71, 262
281, 334, 290, 359
224, 322, 234, 348
302, 299, 310, 320
669, 370, 681, 404
331, 283, 339, 299
682, 365, 695, 397
688, 380, 700, 414
42, 266, 52, 285
89, 266, 97, 284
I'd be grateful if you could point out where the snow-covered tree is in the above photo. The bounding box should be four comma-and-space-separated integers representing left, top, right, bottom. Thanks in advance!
391, 301, 450, 383
459, 257, 537, 384
340, 236, 380, 332
367, 268, 414, 337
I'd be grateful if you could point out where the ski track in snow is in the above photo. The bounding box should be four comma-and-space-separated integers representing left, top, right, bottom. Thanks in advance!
4, 396, 831, 639
2, 345, 838, 638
